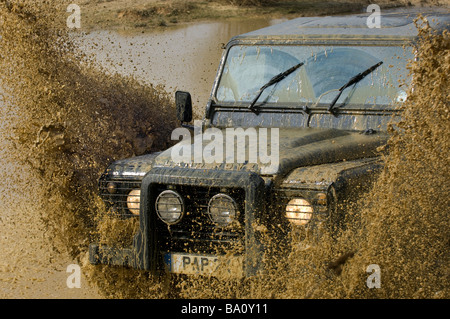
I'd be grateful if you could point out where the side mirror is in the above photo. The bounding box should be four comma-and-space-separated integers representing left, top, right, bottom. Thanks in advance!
175, 91, 192, 123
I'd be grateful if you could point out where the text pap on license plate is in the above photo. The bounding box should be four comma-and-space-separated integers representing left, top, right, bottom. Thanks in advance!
164, 252, 242, 276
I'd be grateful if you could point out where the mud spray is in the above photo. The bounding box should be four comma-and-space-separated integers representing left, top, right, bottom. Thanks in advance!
0, 1, 448, 299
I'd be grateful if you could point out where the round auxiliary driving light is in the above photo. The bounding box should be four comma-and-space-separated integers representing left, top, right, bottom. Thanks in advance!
155, 190, 184, 225
127, 189, 141, 215
106, 182, 117, 194
208, 194, 238, 227
285, 198, 313, 226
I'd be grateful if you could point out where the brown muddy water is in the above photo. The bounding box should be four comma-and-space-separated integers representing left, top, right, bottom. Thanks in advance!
0, 1, 449, 300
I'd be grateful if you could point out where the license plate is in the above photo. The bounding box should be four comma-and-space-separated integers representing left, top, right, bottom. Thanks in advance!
164, 252, 243, 277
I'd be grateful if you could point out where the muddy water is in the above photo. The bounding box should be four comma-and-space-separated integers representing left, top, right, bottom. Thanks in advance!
76, 18, 283, 117
0, 0, 448, 300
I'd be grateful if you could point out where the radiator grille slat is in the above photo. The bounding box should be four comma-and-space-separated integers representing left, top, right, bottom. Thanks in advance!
99, 179, 141, 218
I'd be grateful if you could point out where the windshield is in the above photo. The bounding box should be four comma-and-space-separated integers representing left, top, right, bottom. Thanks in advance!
215, 45, 413, 109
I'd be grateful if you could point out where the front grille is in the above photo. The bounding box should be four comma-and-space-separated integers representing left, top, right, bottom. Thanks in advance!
154, 184, 245, 254
99, 179, 141, 218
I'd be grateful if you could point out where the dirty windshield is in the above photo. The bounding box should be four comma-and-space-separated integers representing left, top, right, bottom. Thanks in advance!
216, 45, 413, 109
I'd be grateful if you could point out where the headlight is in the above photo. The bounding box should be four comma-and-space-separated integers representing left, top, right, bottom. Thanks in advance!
208, 194, 238, 227
155, 190, 184, 225
126, 189, 141, 215
286, 198, 313, 226
106, 182, 117, 194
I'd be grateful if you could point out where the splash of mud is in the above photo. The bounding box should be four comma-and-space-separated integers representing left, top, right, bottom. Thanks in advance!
336, 18, 449, 298
0, 0, 177, 298
1, 0, 448, 299
276, 17, 449, 299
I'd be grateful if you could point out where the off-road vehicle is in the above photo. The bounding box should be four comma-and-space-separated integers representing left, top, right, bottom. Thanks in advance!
89, 10, 449, 277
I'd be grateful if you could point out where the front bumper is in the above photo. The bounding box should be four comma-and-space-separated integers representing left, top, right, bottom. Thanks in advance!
89, 167, 266, 277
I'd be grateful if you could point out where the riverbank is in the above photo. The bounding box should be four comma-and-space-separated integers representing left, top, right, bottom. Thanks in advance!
80, 0, 444, 32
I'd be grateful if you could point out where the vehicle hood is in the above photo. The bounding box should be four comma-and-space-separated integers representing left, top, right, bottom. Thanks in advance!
151, 127, 388, 178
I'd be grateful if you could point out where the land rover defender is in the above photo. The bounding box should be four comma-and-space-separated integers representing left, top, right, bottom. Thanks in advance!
88, 10, 449, 277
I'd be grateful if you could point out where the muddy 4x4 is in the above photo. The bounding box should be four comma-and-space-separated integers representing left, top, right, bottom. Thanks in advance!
89, 10, 449, 277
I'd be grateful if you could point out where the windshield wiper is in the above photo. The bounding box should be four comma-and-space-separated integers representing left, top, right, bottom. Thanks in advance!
328, 61, 383, 112
248, 62, 304, 112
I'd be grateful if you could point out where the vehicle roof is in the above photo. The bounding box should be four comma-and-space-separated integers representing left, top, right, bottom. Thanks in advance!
229, 7, 450, 45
